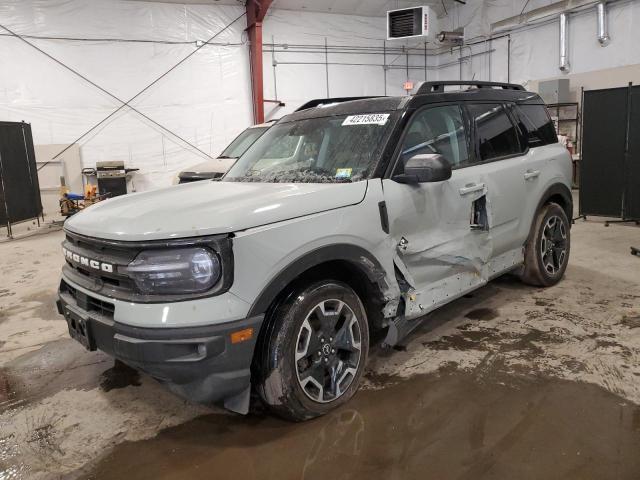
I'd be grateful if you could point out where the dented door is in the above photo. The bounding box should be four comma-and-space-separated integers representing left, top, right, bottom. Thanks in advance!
382, 104, 492, 318
383, 168, 491, 289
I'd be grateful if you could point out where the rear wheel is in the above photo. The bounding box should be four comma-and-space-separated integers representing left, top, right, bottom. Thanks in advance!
520, 202, 570, 287
255, 281, 369, 421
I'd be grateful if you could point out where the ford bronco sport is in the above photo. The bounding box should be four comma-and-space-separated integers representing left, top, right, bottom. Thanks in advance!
57, 81, 572, 421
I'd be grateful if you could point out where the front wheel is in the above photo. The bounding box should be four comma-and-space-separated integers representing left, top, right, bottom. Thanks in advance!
520, 202, 570, 287
255, 281, 369, 421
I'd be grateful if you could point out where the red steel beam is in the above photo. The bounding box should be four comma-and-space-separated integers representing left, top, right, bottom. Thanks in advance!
246, 0, 273, 124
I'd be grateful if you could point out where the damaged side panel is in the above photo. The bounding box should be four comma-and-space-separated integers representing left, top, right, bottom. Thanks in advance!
382, 171, 494, 318
381, 157, 528, 338
233, 179, 403, 320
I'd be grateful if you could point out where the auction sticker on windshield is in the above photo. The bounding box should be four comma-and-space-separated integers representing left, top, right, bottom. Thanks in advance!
342, 114, 390, 126
335, 168, 352, 179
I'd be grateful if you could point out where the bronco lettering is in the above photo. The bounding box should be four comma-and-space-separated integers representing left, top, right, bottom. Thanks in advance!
62, 247, 113, 273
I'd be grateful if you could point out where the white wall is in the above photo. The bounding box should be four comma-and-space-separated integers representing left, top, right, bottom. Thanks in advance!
435, 0, 640, 87
2, 0, 639, 191
531, 63, 640, 101
0, 0, 255, 190
1, 0, 404, 190
261, 9, 407, 119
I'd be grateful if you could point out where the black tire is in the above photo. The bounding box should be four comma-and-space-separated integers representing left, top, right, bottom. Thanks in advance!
254, 280, 369, 421
520, 202, 570, 287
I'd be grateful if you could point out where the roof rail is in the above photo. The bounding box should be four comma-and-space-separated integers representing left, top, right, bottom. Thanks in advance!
295, 96, 384, 112
416, 81, 525, 94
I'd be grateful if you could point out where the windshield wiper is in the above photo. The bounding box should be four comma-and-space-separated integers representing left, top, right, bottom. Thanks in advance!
217, 155, 238, 159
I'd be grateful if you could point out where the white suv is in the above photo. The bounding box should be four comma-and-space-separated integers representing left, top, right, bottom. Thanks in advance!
175, 121, 274, 184
57, 81, 572, 421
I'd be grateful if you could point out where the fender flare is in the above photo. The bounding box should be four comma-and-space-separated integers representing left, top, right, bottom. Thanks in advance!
526, 183, 573, 244
535, 182, 573, 221
247, 244, 388, 317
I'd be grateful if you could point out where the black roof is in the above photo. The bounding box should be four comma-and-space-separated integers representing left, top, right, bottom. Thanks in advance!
280, 81, 544, 123
407, 87, 544, 108
295, 97, 386, 112
416, 81, 525, 93
283, 96, 409, 122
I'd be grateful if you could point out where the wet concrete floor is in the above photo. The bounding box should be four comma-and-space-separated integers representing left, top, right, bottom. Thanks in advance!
82, 368, 640, 480
2, 204, 640, 479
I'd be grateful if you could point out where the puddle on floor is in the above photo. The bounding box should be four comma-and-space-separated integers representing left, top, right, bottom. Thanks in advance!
100, 361, 141, 392
0, 367, 19, 411
80, 369, 640, 480
0, 339, 111, 411
465, 307, 499, 321
0, 290, 60, 324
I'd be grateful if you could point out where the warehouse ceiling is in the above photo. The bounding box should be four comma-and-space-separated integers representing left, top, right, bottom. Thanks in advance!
124, 0, 449, 17
271, 0, 447, 16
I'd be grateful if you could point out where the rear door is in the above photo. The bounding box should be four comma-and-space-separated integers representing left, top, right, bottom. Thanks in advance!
382, 103, 492, 318
464, 102, 529, 259
510, 102, 564, 233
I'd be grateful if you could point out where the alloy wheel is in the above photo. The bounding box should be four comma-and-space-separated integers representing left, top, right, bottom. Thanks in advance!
294, 299, 362, 403
540, 215, 568, 275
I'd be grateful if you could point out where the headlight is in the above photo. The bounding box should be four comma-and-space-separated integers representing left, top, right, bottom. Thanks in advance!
123, 247, 221, 295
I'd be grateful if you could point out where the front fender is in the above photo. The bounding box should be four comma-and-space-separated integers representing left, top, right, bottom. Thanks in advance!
247, 243, 389, 316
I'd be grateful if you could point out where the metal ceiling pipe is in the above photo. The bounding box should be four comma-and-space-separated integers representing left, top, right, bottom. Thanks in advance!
559, 12, 571, 72
597, 1, 610, 46
437, 31, 464, 44
492, 0, 599, 33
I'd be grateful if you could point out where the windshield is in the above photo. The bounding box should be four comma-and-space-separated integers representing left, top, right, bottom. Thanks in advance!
219, 126, 269, 159
224, 113, 395, 183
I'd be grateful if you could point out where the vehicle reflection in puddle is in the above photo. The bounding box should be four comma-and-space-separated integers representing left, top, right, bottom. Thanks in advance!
84, 369, 640, 480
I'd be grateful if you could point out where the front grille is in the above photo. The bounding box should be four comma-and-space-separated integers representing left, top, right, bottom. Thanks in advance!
63, 231, 139, 300
61, 280, 115, 318
70, 262, 133, 289
61, 229, 233, 303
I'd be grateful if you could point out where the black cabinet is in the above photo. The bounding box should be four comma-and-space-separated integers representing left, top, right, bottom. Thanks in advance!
580, 85, 640, 221
0, 121, 43, 235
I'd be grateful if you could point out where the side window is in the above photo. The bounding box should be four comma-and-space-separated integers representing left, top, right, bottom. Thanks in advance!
467, 103, 521, 161
505, 103, 530, 148
517, 104, 558, 146
398, 105, 469, 171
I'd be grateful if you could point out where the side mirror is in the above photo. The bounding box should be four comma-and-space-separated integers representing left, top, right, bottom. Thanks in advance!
392, 154, 452, 184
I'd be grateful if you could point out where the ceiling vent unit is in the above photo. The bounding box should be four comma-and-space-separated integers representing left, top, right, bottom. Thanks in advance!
387, 6, 437, 41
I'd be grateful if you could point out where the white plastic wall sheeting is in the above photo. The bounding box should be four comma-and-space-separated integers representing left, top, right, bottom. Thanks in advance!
0, 0, 253, 190
261, 9, 409, 119
437, 0, 640, 86
0, 1, 417, 190
8, 0, 637, 192
262, 9, 457, 111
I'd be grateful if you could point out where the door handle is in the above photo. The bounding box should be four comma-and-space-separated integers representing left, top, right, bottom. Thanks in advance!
524, 169, 541, 180
458, 183, 485, 195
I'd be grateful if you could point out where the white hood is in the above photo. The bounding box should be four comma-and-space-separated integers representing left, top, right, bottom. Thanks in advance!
65, 180, 368, 241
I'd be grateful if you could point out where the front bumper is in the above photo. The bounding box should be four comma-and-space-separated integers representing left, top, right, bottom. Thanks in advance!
56, 280, 263, 413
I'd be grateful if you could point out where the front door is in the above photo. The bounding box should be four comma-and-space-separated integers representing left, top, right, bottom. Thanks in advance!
382, 104, 492, 319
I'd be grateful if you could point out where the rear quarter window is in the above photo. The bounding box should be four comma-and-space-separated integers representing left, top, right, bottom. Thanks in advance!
516, 104, 558, 146
467, 103, 522, 161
